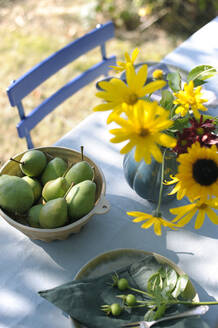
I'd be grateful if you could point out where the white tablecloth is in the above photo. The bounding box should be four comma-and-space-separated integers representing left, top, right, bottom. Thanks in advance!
0, 17, 218, 328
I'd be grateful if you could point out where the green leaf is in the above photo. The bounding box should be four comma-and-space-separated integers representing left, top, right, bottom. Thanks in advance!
170, 116, 190, 133
167, 71, 181, 92
158, 266, 167, 278
139, 96, 153, 102
154, 304, 167, 320
187, 65, 217, 85
144, 308, 156, 321
160, 90, 174, 110
192, 79, 207, 87
202, 114, 218, 124
147, 272, 163, 295
171, 274, 189, 299
163, 267, 178, 293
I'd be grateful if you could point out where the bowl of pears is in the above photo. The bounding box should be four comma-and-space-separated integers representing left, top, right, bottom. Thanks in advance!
0, 146, 109, 242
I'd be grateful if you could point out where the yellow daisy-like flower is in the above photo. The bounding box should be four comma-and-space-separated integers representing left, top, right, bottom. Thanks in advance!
173, 80, 208, 119
170, 198, 218, 229
127, 211, 178, 236
110, 100, 176, 164
152, 69, 164, 80
167, 142, 218, 202
110, 48, 139, 73
93, 64, 166, 122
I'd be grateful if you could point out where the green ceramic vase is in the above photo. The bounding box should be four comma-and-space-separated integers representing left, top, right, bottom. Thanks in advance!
123, 148, 178, 204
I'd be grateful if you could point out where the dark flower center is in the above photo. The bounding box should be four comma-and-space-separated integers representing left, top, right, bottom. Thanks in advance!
126, 93, 138, 105
196, 127, 204, 135
193, 159, 218, 186
139, 128, 149, 137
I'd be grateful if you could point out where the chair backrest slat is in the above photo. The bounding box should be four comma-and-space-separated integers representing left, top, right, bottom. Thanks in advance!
7, 21, 115, 106
6, 21, 116, 149
17, 56, 116, 138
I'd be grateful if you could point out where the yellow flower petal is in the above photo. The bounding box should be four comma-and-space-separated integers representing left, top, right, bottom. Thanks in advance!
127, 211, 152, 218
134, 144, 144, 162
158, 133, 177, 148
168, 182, 181, 195
93, 103, 114, 112
170, 203, 196, 219
154, 221, 162, 236
131, 48, 139, 62
164, 175, 179, 185
135, 64, 148, 89
194, 209, 206, 229
120, 140, 136, 154
174, 208, 197, 227
141, 219, 155, 229
206, 207, 218, 224
130, 211, 178, 236
149, 143, 163, 163
142, 80, 166, 94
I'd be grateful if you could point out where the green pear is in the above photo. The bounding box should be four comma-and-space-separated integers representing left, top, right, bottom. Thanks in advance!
0, 174, 34, 214
39, 198, 68, 229
28, 204, 43, 228
41, 157, 68, 186
42, 177, 69, 201
65, 161, 94, 186
15, 150, 47, 177
66, 180, 96, 220
22, 176, 42, 202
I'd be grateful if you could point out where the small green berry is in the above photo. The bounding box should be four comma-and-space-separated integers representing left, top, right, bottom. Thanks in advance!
111, 303, 122, 316
117, 278, 129, 291
126, 294, 136, 306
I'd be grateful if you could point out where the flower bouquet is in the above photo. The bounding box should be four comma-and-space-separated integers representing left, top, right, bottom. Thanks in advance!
93, 48, 218, 236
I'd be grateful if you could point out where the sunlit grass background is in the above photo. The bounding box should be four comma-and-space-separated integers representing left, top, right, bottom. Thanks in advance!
0, 0, 216, 164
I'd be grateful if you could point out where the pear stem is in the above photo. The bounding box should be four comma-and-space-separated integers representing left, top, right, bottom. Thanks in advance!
10, 158, 24, 165
81, 146, 84, 161
64, 182, 75, 199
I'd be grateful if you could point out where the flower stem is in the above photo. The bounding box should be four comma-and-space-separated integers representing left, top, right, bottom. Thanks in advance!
167, 300, 218, 306
133, 299, 218, 307
154, 149, 167, 217
129, 287, 154, 298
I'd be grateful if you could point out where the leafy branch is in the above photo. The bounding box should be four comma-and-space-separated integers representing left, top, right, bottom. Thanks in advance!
103, 265, 218, 321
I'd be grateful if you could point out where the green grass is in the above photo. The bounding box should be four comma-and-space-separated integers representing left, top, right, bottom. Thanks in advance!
0, 0, 186, 165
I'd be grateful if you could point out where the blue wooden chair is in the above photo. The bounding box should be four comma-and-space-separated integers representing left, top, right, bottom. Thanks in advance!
7, 21, 116, 149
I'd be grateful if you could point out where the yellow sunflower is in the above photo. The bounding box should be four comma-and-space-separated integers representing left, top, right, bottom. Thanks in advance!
127, 211, 178, 236
93, 64, 166, 122
110, 48, 139, 73
110, 100, 176, 164
170, 198, 218, 229
173, 80, 208, 119
167, 142, 218, 202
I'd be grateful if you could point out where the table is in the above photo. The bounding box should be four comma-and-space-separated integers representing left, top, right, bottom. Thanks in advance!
1, 17, 218, 328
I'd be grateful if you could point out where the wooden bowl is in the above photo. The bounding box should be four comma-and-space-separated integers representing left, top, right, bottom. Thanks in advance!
0, 146, 109, 242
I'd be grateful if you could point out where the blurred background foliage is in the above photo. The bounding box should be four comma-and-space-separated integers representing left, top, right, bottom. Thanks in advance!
85, 0, 218, 34
0, 0, 217, 164
1, 0, 217, 34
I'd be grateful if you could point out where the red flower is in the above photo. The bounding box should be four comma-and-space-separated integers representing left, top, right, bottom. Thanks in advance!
174, 115, 218, 154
